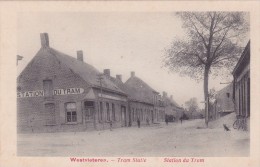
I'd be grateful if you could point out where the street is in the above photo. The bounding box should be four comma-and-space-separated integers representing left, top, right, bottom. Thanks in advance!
17, 115, 249, 157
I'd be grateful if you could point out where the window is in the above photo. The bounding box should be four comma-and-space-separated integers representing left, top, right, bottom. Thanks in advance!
106, 102, 110, 121
226, 93, 230, 98
112, 103, 116, 121
135, 109, 138, 121
43, 80, 53, 97
99, 102, 103, 121
247, 78, 250, 117
84, 101, 94, 120
65, 102, 77, 123
132, 108, 135, 121
239, 88, 241, 115
141, 109, 143, 121
243, 80, 246, 116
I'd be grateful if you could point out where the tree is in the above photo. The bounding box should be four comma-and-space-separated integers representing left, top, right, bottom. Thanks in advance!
208, 88, 217, 102
208, 88, 217, 120
163, 12, 249, 126
185, 97, 199, 118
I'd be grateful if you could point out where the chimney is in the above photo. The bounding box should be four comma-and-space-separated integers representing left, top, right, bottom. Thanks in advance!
40, 33, 49, 48
163, 91, 167, 97
116, 75, 122, 81
77, 50, 84, 62
131, 71, 135, 77
103, 69, 110, 77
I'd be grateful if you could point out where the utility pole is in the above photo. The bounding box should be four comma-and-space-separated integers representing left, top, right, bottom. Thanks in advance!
97, 74, 104, 130
201, 96, 209, 128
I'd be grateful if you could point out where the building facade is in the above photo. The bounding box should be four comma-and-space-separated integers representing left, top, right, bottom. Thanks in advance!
17, 33, 170, 133
124, 72, 165, 126
162, 92, 183, 122
232, 41, 250, 118
17, 33, 128, 133
210, 84, 234, 120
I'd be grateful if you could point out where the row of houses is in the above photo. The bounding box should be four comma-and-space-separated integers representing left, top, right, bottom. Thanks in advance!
17, 33, 183, 133
210, 41, 250, 125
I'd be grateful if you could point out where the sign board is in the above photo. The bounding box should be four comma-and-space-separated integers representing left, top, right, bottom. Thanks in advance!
17, 90, 44, 98
54, 88, 84, 96
17, 88, 84, 98
98, 93, 127, 102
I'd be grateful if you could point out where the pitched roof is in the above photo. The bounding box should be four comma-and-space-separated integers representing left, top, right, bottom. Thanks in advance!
44, 47, 125, 94
105, 75, 128, 93
232, 40, 250, 75
163, 96, 181, 108
124, 76, 156, 104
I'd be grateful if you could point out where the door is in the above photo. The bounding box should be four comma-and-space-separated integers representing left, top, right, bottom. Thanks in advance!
121, 106, 127, 126
84, 101, 95, 122
151, 110, 154, 123
128, 108, 132, 126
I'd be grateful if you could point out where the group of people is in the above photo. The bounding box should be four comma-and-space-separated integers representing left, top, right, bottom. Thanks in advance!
165, 115, 183, 125
109, 115, 184, 131
137, 117, 150, 128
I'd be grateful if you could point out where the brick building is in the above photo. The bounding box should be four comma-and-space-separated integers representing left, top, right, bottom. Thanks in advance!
17, 33, 128, 133
232, 41, 250, 118
124, 72, 165, 126
162, 92, 183, 122
211, 84, 234, 120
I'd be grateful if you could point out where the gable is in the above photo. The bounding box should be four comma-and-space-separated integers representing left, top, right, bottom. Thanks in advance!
17, 48, 89, 92
124, 76, 155, 104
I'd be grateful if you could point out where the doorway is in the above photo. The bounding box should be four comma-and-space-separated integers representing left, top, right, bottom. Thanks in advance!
151, 110, 154, 123
84, 101, 95, 123
121, 106, 127, 126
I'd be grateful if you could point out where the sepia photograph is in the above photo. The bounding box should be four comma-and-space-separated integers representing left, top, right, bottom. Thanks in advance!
0, 1, 260, 167
16, 11, 250, 157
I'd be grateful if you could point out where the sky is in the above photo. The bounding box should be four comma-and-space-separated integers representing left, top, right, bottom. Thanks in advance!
17, 12, 247, 108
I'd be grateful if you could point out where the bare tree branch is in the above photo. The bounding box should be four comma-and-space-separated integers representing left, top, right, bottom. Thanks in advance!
163, 12, 249, 126
211, 27, 231, 61
188, 15, 208, 49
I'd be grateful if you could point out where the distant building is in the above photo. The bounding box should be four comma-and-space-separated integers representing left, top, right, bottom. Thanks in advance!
162, 92, 183, 121
124, 72, 165, 125
211, 84, 234, 120
17, 33, 171, 133
232, 41, 250, 118
17, 33, 128, 133
103, 70, 154, 126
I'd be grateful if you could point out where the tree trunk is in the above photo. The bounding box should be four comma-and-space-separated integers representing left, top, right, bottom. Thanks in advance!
204, 66, 210, 127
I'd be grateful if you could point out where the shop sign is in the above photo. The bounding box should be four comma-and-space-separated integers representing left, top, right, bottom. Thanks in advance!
98, 93, 127, 102
17, 88, 84, 98
17, 90, 44, 98
54, 88, 84, 95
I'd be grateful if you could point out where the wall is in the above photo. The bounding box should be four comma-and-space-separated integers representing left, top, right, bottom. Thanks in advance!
234, 66, 250, 117
17, 48, 128, 133
128, 101, 154, 126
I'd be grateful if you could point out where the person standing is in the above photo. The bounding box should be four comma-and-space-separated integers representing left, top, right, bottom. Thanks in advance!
109, 120, 113, 131
137, 117, 141, 128
146, 117, 150, 126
